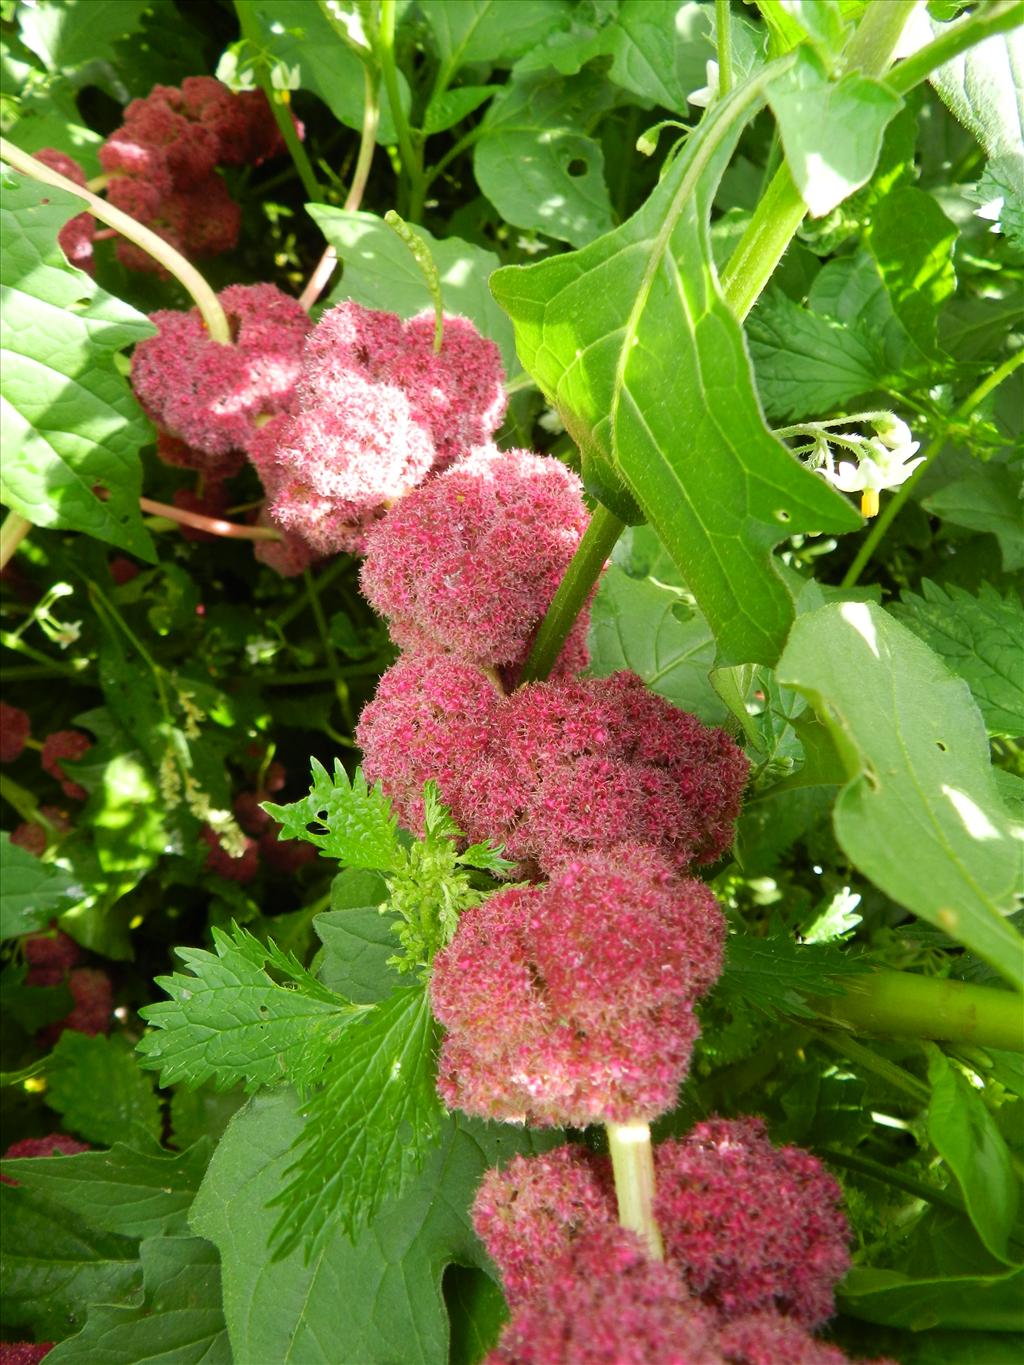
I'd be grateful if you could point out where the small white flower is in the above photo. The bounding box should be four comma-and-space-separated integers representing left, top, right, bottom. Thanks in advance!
820, 437, 924, 518
688, 60, 719, 109
873, 414, 914, 450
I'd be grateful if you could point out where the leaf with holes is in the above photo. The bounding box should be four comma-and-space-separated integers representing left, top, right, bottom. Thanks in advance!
262, 759, 401, 872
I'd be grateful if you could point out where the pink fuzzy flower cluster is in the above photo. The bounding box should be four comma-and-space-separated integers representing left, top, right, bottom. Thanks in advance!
251, 302, 506, 556
33, 149, 95, 274
40, 730, 92, 801
0, 702, 30, 763
360, 445, 590, 675
474, 1129, 886, 1365
100, 77, 290, 272
358, 660, 748, 876
0, 1345, 54, 1365
15, 926, 112, 1046
131, 283, 311, 475
431, 849, 724, 1126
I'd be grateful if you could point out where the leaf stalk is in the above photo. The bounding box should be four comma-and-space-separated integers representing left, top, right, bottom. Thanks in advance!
606, 1121, 664, 1260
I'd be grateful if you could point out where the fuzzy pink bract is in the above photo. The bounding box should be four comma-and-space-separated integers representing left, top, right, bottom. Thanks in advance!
40, 730, 92, 800
654, 1118, 851, 1327
360, 445, 590, 672
431, 849, 724, 1126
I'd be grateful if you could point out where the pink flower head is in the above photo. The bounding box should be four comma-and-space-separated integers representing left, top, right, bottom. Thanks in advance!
257, 378, 436, 555
356, 651, 503, 833
10, 823, 46, 856
713, 1312, 891, 1365
34, 148, 95, 274
200, 826, 260, 883
0, 1343, 56, 1364
472, 1146, 616, 1306
40, 968, 113, 1045
0, 702, 31, 762
298, 301, 408, 398
485, 1226, 719, 1365
431, 849, 724, 1126
3, 1132, 89, 1180
155, 430, 244, 482
360, 445, 590, 673
654, 1118, 851, 1327
252, 506, 320, 578
130, 284, 311, 456
24, 928, 81, 987
259, 826, 319, 874
471, 672, 748, 876
107, 173, 242, 272
40, 730, 92, 800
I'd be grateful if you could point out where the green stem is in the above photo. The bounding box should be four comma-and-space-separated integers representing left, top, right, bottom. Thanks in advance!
606, 1121, 664, 1260
0, 512, 32, 571
519, 503, 625, 684
0, 139, 230, 342
0, 632, 85, 678
841, 347, 1024, 587
234, 0, 323, 203
719, 0, 918, 324
816, 1146, 967, 1217
424, 124, 487, 190
384, 210, 443, 348
303, 566, 352, 725
0, 773, 43, 825
87, 580, 172, 718
887, 0, 1024, 96
813, 971, 1024, 1053
715, 0, 733, 97
375, 0, 425, 218
273, 558, 350, 630
811, 1026, 934, 1103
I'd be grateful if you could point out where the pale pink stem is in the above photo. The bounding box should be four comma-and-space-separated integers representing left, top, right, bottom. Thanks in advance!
139, 496, 281, 541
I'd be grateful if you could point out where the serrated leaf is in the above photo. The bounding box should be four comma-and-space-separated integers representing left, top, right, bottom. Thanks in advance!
315, 868, 398, 1004
766, 45, 903, 216
716, 927, 863, 1019
0, 172, 156, 558
925, 1045, 1020, 1265
0, 832, 84, 938
490, 62, 861, 666
269, 984, 444, 1256
46, 1032, 162, 1147
929, 23, 1024, 164
867, 186, 958, 356
597, 0, 721, 112
137, 924, 357, 1092
17, 0, 149, 70
0, 1134, 211, 1240
0, 1181, 141, 1340
473, 69, 616, 248
190, 1090, 558, 1365
421, 0, 570, 73
309, 206, 519, 377
970, 153, 1024, 249
588, 562, 730, 726
892, 580, 1024, 737
776, 601, 1024, 989
923, 465, 1024, 572
44, 1234, 230, 1365
262, 758, 400, 872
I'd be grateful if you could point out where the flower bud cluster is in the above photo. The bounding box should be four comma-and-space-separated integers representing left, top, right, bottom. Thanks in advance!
34, 148, 96, 273
475, 1128, 888, 1365
100, 77, 291, 272
16, 926, 113, 1046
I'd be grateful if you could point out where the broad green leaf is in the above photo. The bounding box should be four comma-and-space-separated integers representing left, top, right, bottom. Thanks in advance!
758, 0, 851, 63
423, 83, 500, 135
421, 0, 570, 76
491, 63, 861, 665
867, 186, 958, 357
262, 758, 400, 871
0, 1134, 211, 1240
939, 289, 1024, 362
45, 1235, 230, 1365
46, 1033, 162, 1148
446, 1265, 508, 1365
315, 866, 399, 1005
17, 0, 148, 70
308, 207, 519, 377
840, 1264, 1024, 1332
929, 23, 1023, 163
190, 1090, 557, 1365
587, 563, 729, 726
892, 580, 1024, 737
137, 924, 357, 1092
0, 832, 84, 939
924, 465, 1024, 572
234, 1, 409, 144
715, 928, 864, 1020
969, 153, 1024, 250
776, 601, 1024, 989
473, 70, 616, 247
0, 1181, 141, 1340
269, 984, 444, 1255
925, 1045, 1020, 1265
0, 174, 156, 558
766, 46, 903, 217
600, 0, 718, 111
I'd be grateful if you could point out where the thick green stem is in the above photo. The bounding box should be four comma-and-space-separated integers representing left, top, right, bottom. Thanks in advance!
715, 0, 733, 97
519, 503, 625, 684
235, 0, 323, 202
0, 139, 230, 341
842, 347, 1024, 586
606, 1121, 664, 1260
813, 971, 1024, 1052
375, 0, 425, 218
0, 512, 32, 571
887, 0, 1023, 95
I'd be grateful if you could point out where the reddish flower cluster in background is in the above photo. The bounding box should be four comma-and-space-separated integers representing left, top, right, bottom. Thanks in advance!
33, 149, 96, 274
99, 77, 291, 271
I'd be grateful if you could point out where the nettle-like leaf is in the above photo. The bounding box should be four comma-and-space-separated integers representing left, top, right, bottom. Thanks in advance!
44, 1234, 230, 1365
0, 172, 155, 558
262, 759, 400, 871
923, 463, 1024, 574
716, 927, 864, 1020
45, 1032, 162, 1148
0, 832, 84, 939
137, 924, 362, 1092
308, 207, 518, 378
269, 984, 444, 1258
491, 59, 860, 666
892, 580, 1024, 738
777, 601, 1024, 989
190, 1090, 558, 1365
